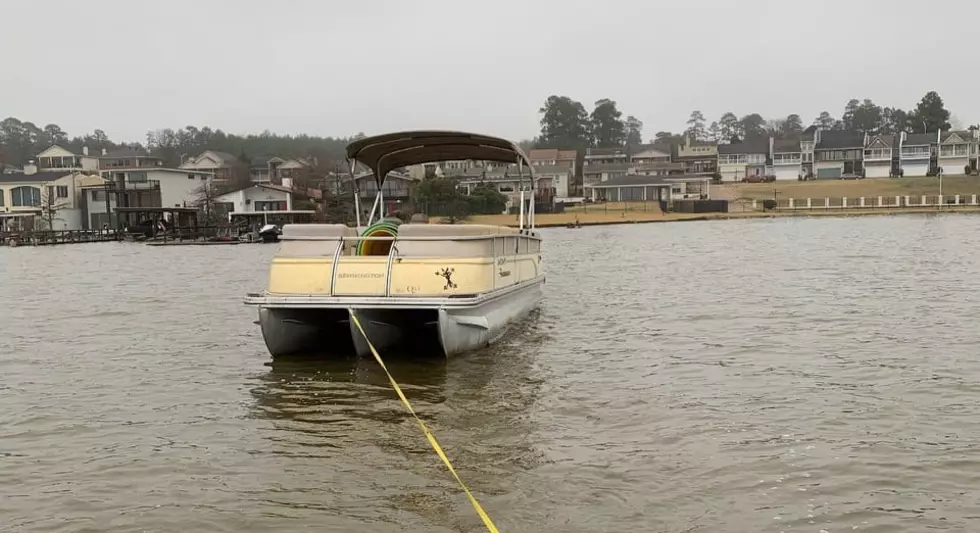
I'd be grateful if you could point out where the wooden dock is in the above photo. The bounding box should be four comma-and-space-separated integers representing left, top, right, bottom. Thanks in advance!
2, 230, 121, 247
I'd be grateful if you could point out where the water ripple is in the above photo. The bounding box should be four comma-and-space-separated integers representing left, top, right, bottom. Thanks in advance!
3, 214, 980, 531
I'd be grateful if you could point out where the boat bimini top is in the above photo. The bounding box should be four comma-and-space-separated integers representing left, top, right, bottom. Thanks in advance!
345, 130, 538, 229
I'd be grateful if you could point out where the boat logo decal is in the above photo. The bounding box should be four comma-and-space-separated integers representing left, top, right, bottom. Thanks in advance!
498, 269, 511, 277
436, 267, 457, 290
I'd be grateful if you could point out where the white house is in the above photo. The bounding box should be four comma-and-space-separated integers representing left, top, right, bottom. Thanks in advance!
180, 150, 240, 181
717, 140, 769, 181
214, 183, 294, 216
630, 143, 684, 176
100, 168, 213, 209
0, 168, 97, 231
899, 132, 935, 177
35, 145, 100, 172
863, 134, 895, 178
938, 130, 978, 176
529, 164, 571, 198
771, 139, 803, 180
248, 156, 313, 183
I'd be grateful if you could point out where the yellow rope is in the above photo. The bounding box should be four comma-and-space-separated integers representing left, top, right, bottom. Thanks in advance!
348, 309, 501, 533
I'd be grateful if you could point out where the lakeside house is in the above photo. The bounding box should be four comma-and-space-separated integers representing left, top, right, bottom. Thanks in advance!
213, 183, 295, 216
0, 164, 111, 231
938, 131, 978, 176
772, 139, 803, 180
717, 139, 768, 182
99, 146, 163, 169
179, 150, 241, 181
863, 134, 896, 178
672, 137, 718, 175
247, 156, 314, 184
814, 130, 866, 178
35, 145, 101, 172
898, 132, 934, 177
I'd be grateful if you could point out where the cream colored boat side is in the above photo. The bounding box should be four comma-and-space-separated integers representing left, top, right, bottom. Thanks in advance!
265, 223, 543, 299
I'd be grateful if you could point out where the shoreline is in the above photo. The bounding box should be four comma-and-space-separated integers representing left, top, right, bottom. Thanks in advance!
485, 206, 980, 229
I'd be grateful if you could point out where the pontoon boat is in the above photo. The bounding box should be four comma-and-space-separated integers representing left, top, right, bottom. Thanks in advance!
244, 130, 545, 358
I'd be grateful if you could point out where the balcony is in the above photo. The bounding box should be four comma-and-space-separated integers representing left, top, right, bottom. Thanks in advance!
863, 149, 892, 162
772, 155, 802, 165
900, 150, 930, 160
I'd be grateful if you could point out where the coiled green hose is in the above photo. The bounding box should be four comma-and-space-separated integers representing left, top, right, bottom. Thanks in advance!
356, 217, 402, 256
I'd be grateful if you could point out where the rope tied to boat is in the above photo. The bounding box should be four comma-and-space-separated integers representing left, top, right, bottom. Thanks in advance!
347, 309, 501, 533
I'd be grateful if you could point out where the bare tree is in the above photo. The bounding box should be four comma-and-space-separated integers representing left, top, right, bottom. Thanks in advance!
39, 186, 69, 230
193, 179, 223, 225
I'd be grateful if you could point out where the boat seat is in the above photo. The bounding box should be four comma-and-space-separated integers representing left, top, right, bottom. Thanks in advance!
282, 224, 357, 239
397, 224, 519, 237
277, 224, 357, 258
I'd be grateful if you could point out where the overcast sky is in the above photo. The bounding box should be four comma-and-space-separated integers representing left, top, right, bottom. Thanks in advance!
3, 0, 978, 143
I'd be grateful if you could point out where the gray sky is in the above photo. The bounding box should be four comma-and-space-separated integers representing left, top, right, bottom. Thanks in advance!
3, 0, 978, 143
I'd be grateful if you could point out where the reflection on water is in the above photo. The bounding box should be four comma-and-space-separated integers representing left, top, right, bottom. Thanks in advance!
6, 215, 980, 532
244, 316, 548, 531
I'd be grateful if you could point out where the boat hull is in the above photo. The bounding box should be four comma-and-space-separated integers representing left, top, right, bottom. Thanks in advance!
253, 277, 544, 358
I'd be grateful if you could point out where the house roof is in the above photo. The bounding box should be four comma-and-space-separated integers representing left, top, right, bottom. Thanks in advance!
527, 148, 577, 161
36, 144, 80, 157
941, 131, 975, 144
0, 171, 73, 184
865, 134, 895, 148
801, 125, 818, 141
215, 183, 294, 197
718, 140, 769, 155
101, 146, 153, 158
772, 139, 800, 153
585, 147, 628, 157
816, 130, 864, 150
904, 133, 936, 146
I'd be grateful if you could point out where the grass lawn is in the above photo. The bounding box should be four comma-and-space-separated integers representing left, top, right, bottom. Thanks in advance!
725, 176, 980, 201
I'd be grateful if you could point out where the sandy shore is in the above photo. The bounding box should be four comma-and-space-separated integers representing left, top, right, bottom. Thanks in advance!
458, 206, 980, 228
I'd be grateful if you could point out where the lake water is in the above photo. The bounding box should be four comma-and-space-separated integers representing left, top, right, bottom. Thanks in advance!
3, 214, 980, 532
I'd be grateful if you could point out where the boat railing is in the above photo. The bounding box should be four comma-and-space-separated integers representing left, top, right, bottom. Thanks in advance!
274, 231, 540, 297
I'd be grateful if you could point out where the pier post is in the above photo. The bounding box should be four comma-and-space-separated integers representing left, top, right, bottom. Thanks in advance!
921, 195, 927, 206
843, 197, 848, 208
825, 197, 830, 208
859, 197, 865, 208
895, 196, 900, 207
905, 195, 910, 206
955, 195, 960, 205
807, 198, 812, 209
974, 194, 978, 205
877, 196, 883, 207
788, 198, 794, 208
752, 200, 757, 209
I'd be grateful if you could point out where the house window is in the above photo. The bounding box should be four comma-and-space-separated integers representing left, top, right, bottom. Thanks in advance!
0, 191, 4, 207
254, 200, 285, 211
129, 172, 148, 182
57, 185, 69, 198
188, 174, 195, 180
11, 186, 41, 206
91, 190, 105, 202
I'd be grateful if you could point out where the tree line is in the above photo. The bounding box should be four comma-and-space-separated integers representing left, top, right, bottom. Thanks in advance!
534, 91, 966, 149
671, 91, 961, 145
533, 96, 644, 150
1, 90, 965, 171
0, 117, 360, 170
